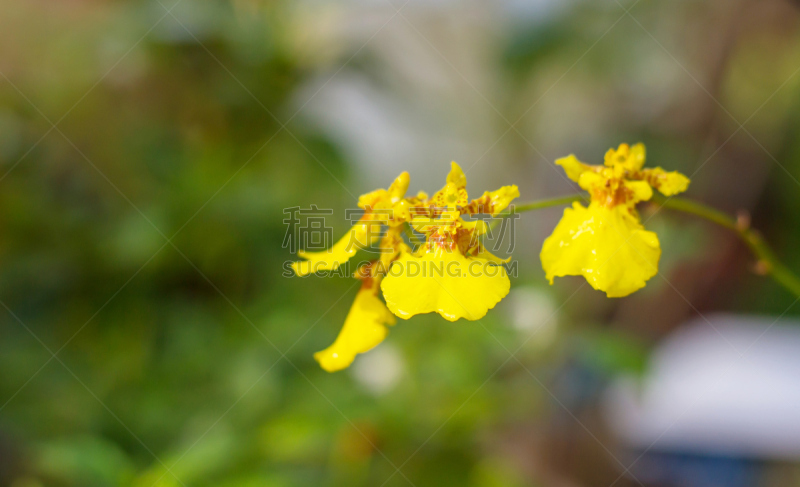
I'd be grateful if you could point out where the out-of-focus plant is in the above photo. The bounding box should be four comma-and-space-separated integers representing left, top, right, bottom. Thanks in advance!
292, 163, 519, 371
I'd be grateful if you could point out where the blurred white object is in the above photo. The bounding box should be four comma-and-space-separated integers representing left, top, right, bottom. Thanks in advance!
351, 343, 405, 395
506, 286, 559, 349
604, 313, 800, 459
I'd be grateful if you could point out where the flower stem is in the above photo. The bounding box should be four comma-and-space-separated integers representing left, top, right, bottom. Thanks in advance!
651, 195, 800, 298
403, 221, 424, 246
513, 194, 586, 213
490, 194, 586, 231
505, 193, 800, 298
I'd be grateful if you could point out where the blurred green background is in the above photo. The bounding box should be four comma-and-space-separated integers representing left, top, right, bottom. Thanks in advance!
2, 0, 800, 486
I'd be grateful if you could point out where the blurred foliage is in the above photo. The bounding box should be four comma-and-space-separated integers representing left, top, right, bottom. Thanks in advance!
1, 0, 800, 486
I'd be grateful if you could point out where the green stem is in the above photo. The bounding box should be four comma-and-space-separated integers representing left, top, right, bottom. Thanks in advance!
490, 194, 586, 231
651, 195, 800, 298
403, 221, 423, 246
513, 194, 586, 213
505, 193, 800, 298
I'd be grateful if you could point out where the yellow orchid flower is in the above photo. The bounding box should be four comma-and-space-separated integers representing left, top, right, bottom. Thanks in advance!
381, 162, 518, 321
540, 143, 689, 297
293, 164, 517, 371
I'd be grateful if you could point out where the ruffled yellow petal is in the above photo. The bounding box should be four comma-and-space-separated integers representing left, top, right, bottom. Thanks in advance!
357, 172, 410, 210
556, 154, 594, 182
358, 189, 387, 210
604, 143, 646, 171
292, 222, 379, 276
540, 202, 660, 297
446, 161, 467, 188
464, 185, 520, 215
381, 248, 510, 321
314, 287, 396, 372
578, 170, 605, 193
387, 171, 410, 204
643, 167, 690, 196
431, 162, 469, 209
624, 180, 653, 204
392, 199, 411, 223
626, 143, 646, 171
